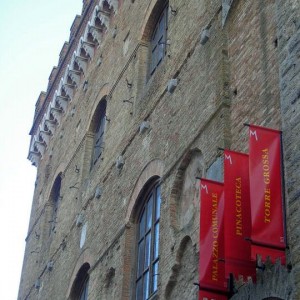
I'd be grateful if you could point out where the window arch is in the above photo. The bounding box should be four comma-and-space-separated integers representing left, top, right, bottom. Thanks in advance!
70, 263, 90, 300
149, 1, 169, 75
135, 179, 161, 300
49, 174, 62, 235
90, 98, 107, 168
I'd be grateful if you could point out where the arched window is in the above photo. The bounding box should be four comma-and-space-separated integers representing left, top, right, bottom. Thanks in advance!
91, 99, 107, 168
135, 181, 161, 300
70, 263, 90, 300
49, 174, 62, 235
149, 2, 168, 75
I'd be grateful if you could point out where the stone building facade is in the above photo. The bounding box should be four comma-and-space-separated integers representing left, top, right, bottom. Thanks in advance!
18, 0, 300, 299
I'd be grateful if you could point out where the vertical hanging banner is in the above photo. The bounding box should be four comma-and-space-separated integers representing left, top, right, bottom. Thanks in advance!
248, 124, 286, 262
199, 179, 227, 296
223, 150, 256, 279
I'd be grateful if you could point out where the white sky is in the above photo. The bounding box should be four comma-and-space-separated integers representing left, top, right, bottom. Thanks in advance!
0, 1, 82, 298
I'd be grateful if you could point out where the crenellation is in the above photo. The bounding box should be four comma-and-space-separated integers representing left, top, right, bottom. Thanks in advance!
58, 42, 70, 67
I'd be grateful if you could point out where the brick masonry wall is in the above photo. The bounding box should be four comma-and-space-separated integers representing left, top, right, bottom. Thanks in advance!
18, 0, 300, 299
276, 0, 300, 297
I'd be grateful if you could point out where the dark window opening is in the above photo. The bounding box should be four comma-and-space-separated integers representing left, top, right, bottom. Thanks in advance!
79, 276, 89, 300
70, 263, 90, 300
49, 174, 62, 235
91, 99, 107, 168
150, 3, 168, 76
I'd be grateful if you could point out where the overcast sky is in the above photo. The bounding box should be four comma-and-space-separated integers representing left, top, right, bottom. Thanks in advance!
0, 1, 82, 298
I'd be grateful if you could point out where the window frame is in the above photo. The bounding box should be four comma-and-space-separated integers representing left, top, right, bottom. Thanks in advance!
149, 3, 169, 76
91, 99, 107, 168
79, 275, 89, 300
70, 263, 90, 300
49, 174, 62, 235
135, 181, 161, 300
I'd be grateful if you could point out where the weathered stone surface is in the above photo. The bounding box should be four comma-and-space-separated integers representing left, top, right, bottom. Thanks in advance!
18, 0, 300, 299
277, 0, 300, 298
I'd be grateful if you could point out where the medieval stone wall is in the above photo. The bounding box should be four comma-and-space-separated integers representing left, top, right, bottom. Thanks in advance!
276, 0, 300, 297
18, 0, 299, 299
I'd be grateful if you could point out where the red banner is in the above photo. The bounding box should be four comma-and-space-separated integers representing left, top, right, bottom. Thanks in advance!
248, 124, 286, 262
224, 150, 256, 279
199, 289, 228, 300
199, 179, 227, 293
